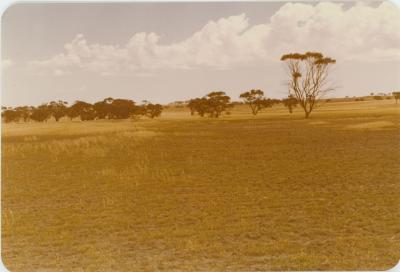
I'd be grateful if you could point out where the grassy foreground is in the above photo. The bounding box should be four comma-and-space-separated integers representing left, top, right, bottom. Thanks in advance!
2, 100, 400, 271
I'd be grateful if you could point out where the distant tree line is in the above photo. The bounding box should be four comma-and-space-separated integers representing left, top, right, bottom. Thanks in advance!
4, 90, 397, 123
187, 90, 296, 118
4, 51, 398, 123
2, 98, 163, 123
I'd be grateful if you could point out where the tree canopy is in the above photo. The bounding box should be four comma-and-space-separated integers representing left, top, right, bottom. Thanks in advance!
188, 92, 232, 118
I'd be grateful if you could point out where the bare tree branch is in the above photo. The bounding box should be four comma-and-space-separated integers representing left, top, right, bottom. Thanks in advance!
281, 52, 336, 118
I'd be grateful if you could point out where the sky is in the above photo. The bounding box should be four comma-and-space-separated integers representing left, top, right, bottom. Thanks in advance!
1, 1, 400, 107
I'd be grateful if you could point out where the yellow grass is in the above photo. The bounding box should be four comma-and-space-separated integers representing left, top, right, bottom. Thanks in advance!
344, 121, 395, 130
2, 99, 400, 271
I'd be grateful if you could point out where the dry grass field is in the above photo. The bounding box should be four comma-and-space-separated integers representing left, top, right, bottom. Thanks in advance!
2, 99, 400, 271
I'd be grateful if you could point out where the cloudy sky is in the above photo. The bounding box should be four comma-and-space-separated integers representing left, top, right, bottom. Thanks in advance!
2, 1, 400, 106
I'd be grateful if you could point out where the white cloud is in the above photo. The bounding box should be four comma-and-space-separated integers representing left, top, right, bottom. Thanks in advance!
2, 59, 14, 70
29, 1, 400, 76
267, 1, 400, 61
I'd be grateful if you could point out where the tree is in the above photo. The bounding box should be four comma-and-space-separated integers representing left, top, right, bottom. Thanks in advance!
239, 89, 276, 115
130, 105, 145, 120
188, 98, 209, 117
2, 106, 31, 123
93, 97, 114, 119
281, 52, 336, 118
282, 95, 299, 114
204, 91, 231, 118
69, 101, 96, 121
109, 99, 136, 119
66, 106, 79, 121
2, 107, 20, 123
48, 100, 68, 121
30, 104, 52, 122
393, 92, 400, 104
188, 92, 232, 118
93, 98, 141, 120
14, 106, 33, 122
144, 103, 163, 119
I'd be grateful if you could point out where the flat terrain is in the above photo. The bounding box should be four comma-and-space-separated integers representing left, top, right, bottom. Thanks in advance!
2, 100, 400, 271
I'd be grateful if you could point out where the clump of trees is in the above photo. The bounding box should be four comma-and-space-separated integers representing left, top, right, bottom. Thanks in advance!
239, 89, 279, 115
2, 98, 163, 123
188, 91, 232, 118
188, 98, 208, 117
48, 101, 68, 121
142, 101, 163, 119
281, 52, 336, 118
30, 104, 52, 122
69, 101, 96, 121
2, 107, 22, 123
